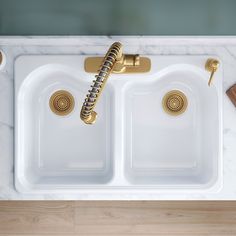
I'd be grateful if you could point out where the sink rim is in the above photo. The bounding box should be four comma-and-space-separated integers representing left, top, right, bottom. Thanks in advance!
14, 54, 223, 194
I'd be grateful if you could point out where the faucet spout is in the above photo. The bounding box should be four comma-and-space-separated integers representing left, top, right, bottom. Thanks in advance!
80, 42, 123, 124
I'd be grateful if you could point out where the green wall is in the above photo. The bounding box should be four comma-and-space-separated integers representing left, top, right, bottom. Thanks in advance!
0, 0, 236, 35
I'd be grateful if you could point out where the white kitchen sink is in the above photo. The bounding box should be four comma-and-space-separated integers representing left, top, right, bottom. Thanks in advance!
14, 55, 222, 193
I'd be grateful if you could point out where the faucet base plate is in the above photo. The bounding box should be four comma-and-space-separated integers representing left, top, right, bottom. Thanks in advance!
84, 56, 151, 73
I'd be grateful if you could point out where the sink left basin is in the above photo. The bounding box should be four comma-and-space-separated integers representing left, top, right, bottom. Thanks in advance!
15, 56, 114, 192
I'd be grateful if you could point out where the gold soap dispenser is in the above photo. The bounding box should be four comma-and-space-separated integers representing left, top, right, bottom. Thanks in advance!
205, 58, 220, 86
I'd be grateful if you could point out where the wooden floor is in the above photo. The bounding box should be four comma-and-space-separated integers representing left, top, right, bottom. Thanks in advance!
0, 201, 236, 235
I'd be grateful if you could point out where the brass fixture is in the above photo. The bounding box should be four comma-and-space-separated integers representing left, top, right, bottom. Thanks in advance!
80, 42, 151, 124
49, 90, 75, 116
205, 58, 220, 86
84, 49, 150, 74
162, 90, 188, 116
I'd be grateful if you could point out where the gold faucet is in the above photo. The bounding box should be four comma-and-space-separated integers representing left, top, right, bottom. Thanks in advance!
80, 42, 151, 124
205, 58, 220, 86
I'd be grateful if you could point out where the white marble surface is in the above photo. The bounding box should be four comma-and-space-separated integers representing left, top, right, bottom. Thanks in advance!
0, 36, 236, 200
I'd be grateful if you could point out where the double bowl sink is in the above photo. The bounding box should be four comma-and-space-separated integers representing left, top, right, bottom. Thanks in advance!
14, 55, 222, 193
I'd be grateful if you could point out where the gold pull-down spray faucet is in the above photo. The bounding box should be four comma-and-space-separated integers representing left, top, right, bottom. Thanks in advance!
80, 42, 151, 124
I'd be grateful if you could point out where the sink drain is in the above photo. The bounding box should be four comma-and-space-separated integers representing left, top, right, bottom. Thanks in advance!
49, 90, 75, 116
162, 90, 187, 116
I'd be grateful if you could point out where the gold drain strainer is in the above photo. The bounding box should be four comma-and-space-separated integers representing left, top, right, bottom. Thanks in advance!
162, 90, 187, 116
49, 90, 75, 116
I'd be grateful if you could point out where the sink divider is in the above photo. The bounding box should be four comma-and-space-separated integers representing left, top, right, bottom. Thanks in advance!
109, 82, 127, 186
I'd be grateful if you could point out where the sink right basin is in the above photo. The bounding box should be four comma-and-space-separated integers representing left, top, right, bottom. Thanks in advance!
124, 56, 222, 189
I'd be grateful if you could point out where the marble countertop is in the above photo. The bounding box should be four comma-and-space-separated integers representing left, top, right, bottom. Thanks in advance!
0, 36, 236, 200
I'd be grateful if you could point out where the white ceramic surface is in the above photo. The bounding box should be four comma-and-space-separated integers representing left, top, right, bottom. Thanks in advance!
14, 55, 222, 194
124, 57, 222, 188
0, 36, 236, 199
15, 56, 114, 191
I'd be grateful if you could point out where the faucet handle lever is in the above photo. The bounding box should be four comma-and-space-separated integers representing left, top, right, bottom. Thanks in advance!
205, 58, 220, 86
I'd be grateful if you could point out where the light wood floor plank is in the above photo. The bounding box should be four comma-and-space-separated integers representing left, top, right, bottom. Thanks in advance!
1, 234, 235, 236
0, 201, 236, 235
0, 201, 75, 234
75, 201, 236, 235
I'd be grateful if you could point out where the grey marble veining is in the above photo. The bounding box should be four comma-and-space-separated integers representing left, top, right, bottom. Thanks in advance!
0, 36, 236, 200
